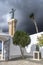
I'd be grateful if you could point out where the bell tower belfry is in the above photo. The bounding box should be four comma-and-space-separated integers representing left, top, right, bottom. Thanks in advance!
8, 8, 17, 37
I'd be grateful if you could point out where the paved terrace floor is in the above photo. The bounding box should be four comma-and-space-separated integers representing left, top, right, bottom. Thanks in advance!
0, 58, 43, 65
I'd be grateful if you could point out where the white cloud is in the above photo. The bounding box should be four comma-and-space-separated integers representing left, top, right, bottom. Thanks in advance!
2, 13, 11, 22
0, 13, 11, 28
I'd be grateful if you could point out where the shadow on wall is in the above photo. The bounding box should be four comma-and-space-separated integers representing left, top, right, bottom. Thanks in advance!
24, 44, 36, 56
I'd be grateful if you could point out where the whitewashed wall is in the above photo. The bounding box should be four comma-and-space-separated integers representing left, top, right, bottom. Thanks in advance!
26, 32, 43, 58
9, 32, 43, 58
9, 37, 21, 59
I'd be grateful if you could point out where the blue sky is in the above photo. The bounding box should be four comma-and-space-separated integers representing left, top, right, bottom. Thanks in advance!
0, 0, 43, 34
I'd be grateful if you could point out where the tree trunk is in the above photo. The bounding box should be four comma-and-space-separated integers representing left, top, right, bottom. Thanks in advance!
33, 20, 38, 33
19, 45, 24, 59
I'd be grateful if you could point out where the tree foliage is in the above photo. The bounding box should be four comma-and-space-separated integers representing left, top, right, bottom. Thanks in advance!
13, 31, 30, 47
37, 34, 43, 46
29, 13, 34, 19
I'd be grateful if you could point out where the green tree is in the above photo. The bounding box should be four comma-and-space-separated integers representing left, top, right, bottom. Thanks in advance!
29, 13, 38, 33
13, 31, 30, 58
37, 34, 43, 46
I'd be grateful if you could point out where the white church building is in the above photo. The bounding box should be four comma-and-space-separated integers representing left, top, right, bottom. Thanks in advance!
0, 18, 43, 61
0, 10, 43, 61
